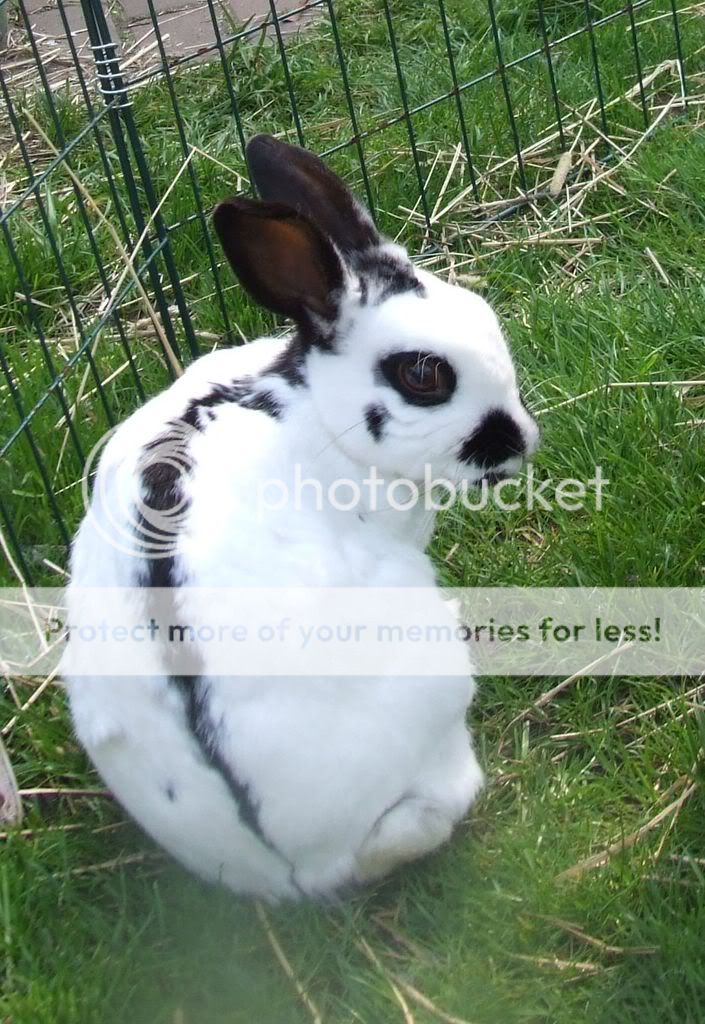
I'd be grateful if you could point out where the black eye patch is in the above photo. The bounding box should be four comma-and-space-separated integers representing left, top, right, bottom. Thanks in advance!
458, 409, 525, 467
377, 351, 457, 407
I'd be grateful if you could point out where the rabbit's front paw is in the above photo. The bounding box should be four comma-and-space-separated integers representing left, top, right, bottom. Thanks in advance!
355, 796, 456, 883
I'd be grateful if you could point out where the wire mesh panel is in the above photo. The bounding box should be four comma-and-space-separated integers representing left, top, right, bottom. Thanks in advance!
0, 0, 701, 581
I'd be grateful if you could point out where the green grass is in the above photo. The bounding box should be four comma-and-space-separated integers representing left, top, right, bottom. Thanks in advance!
2, 0, 705, 1021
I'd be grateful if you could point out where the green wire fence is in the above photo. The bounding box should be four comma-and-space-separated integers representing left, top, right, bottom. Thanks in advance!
0, 0, 698, 581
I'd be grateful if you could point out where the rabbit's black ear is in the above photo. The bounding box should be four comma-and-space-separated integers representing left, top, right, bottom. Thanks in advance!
246, 134, 379, 257
213, 198, 344, 327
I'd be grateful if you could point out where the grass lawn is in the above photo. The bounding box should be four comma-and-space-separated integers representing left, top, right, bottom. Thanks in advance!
1, 0, 705, 1020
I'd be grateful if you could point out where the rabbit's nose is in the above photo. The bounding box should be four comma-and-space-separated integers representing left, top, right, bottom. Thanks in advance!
458, 409, 525, 468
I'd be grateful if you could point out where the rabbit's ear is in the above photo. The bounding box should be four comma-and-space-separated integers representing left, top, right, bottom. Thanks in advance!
213, 197, 344, 324
246, 134, 379, 257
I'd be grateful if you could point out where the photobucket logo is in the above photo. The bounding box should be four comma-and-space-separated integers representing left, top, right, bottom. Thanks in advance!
81, 421, 198, 561
257, 464, 609, 515
81, 420, 608, 563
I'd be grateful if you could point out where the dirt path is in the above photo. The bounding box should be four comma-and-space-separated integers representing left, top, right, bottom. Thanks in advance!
2, 0, 317, 90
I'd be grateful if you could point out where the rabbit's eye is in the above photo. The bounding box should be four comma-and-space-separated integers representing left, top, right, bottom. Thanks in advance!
379, 352, 457, 406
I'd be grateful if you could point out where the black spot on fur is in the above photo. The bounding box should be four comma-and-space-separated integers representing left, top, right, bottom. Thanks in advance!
364, 403, 389, 442
165, 782, 177, 802
136, 373, 289, 584
187, 382, 246, 424
353, 251, 424, 302
134, 374, 299, 865
183, 378, 283, 430
248, 390, 281, 417
458, 409, 525, 468
137, 434, 193, 589
266, 337, 308, 386
137, 578, 289, 856
170, 674, 277, 849
305, 319, 338, 352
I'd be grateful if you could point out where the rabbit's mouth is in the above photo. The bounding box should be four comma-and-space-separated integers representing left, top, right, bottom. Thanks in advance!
479, 470, 508, 486
475, 449, 528, 486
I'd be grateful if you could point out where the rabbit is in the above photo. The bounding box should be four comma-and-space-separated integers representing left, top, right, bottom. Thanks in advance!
63, 135, 539, 901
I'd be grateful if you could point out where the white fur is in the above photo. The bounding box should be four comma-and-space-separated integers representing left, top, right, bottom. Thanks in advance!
65, 147, 538, 900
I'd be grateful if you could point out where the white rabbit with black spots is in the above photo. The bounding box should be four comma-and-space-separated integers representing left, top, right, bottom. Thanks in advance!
64, 136, 539, 900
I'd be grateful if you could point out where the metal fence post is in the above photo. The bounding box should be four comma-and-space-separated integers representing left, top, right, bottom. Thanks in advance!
79, 0, 201, 368
0, 2, 8, 52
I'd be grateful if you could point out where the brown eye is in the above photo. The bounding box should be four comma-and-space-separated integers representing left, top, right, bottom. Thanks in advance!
379, 351, 457, 407
399, 359, 439, 393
